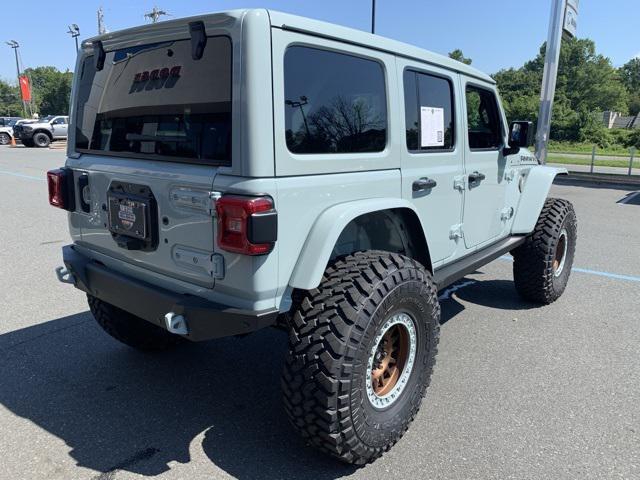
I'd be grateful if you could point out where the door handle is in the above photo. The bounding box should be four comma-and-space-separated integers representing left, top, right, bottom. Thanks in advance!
468, 171, 486, 187
412, 177, 437, 192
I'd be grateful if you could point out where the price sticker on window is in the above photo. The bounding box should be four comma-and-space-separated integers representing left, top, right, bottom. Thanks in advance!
420, 106, 445, 147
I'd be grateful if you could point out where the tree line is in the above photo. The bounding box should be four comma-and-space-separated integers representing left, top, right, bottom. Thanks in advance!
0, 67, 72, 117
450, 38, 640, 149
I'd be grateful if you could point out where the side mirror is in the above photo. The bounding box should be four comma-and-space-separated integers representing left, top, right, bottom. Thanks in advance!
510, 121, 535, 147
503, 121, 534, 156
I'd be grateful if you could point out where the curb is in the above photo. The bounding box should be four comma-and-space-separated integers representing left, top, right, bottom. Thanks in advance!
555, 171, 640, 188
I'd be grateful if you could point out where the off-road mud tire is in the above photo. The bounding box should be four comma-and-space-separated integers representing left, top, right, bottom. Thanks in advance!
282, 251, 440, 464
512, 198, 577, 304
87, 295, 183, 351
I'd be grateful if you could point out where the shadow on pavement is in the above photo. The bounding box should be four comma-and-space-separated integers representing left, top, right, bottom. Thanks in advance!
0, 275, 536, 478
0, 312, 356, 479
440, 275, 539, 325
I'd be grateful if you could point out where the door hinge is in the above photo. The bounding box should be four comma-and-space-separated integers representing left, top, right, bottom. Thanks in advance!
453, 175, 466, 191
500, 207, 514, 221
449, 224, 464, 240
505, 169, 516, 182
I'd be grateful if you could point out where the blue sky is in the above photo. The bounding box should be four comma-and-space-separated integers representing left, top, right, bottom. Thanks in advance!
1, 0, 638, 82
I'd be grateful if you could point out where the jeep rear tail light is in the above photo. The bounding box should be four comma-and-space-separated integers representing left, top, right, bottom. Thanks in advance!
47, 168, 75, 211
216, 195, 277, 255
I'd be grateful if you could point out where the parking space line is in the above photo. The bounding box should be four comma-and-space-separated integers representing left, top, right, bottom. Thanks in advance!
0, 169, 44, 182
499, 255, 640, 283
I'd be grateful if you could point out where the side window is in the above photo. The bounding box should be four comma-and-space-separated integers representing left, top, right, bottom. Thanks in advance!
465, 86, 502, 150
284, 46, 387, 154
404, 70, 455, 151
52, 117, 66, 125
404, 70, 455, 152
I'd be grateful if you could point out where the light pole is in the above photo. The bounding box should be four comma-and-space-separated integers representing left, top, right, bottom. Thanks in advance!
5, 40, 28, 118
371, 0, 376, 34
67, 24, 80, 51
285, 96, 310, 137
535, 0, 578, 164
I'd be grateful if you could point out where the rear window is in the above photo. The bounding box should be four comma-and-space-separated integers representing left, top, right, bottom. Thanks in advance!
75, 36, 232, 165
284, 46, 387, 154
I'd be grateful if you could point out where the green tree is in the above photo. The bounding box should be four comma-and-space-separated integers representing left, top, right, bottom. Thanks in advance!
448, 49, 472, 65
620, 58, 640, 115
620, 58, 640, 91
0, 79, 24, 116
23, 66, 73, 116
494, 38, 629, 142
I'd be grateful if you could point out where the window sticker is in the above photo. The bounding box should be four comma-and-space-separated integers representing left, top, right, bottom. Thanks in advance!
420, 106, 445, 147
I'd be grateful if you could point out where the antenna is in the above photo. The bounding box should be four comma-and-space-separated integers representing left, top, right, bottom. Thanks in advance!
144, 6, 169, 24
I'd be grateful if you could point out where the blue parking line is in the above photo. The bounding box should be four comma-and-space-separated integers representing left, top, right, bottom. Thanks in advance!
0, 170, 44, 181
572, 268, 640, 283
499, 255, 640, 283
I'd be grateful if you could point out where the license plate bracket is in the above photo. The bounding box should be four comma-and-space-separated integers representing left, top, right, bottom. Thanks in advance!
107, 181, 158, 251
108, 195, 148, 240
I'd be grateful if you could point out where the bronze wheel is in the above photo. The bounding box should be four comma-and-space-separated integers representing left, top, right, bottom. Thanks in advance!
553, 228, 568, 277
366, 312, 417, 409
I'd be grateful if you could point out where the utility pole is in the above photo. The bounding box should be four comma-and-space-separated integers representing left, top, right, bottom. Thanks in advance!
371, 0, 376, 34
67, 24, 80, 51
144, 6, 169, 24
5, 40, 28, 118
535, 0, 579, 164
97, 7, 107, 35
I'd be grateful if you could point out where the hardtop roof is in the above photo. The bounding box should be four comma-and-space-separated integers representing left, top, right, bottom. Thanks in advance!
267, 10, 495, 84
83, 8, 494, 84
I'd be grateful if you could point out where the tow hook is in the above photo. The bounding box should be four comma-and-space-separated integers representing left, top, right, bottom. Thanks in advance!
164, 312, 189, 335
55, 266, 75, 285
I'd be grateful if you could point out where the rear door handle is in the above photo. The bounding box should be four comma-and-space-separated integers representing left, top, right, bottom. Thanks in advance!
412, 177, 437, 192
468, 171, 486, 187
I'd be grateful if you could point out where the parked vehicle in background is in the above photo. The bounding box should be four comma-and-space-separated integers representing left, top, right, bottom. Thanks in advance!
0, 117, 23, 128
49, 9, 577, 465
0, 126, 13, 145
0, 118, 24, 145
13, 115, 69, 147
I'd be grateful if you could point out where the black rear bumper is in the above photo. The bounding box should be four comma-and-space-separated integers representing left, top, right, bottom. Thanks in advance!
15, 130, 34, 140
62, 245, 279, 341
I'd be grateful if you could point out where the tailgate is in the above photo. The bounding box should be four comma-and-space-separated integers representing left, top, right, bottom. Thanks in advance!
67, 25, 233, 288
70, 156, 219, 288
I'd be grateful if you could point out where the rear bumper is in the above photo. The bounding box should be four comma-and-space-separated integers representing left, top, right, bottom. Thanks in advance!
16, 130, 34, 140
61, 245, 279, 341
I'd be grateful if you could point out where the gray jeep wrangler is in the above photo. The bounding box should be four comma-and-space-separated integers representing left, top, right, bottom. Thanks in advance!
50, 10, 577, 464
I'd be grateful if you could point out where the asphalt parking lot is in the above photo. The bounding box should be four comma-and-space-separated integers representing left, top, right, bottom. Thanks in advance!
0, 145, 638, 480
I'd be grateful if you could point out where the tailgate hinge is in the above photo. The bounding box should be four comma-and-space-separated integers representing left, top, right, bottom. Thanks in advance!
207, 191, 222, 217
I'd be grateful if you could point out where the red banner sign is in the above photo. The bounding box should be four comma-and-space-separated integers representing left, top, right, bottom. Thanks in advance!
19, 75, 31, 102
